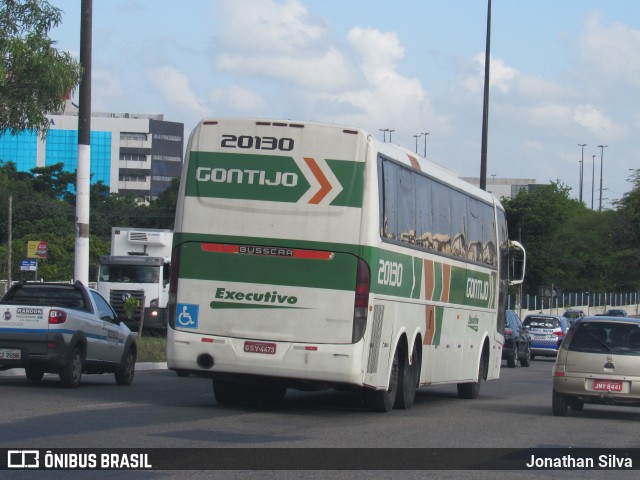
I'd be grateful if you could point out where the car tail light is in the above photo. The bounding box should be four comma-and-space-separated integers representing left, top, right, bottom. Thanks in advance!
504, 328, 513, 336
554, 331, 566, 337
352, 258, 370, 343
48, 309, 67, 324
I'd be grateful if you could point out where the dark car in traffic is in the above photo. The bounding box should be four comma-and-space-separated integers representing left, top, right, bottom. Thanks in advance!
562, 309, 585, 324
502, 310, 531, 368
604, 309, 628, 317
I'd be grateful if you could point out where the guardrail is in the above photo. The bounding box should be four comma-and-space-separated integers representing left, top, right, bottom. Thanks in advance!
508, 291, 640, 318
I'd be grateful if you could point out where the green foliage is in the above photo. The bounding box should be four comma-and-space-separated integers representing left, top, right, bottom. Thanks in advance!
0, 160, 175, 282
136, 336, 166, 363
0, 0, 83, 136
123, 297, 140, 320
502, 178, 640, 294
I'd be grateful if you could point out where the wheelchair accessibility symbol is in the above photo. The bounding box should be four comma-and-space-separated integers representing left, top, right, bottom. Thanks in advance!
176, 303, 198, 329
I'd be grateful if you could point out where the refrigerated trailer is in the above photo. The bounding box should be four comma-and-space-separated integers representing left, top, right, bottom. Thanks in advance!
97, 228, 172, 332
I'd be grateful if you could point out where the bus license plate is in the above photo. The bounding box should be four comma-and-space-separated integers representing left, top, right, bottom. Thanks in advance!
244, 341, 276, 355
593, 380, 623, 392
0, 349, 21, 360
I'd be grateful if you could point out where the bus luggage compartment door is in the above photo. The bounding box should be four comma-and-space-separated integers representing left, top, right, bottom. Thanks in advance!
174, 241, 360, 345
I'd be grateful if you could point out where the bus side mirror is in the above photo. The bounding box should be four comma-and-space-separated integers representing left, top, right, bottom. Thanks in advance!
508, 240, 526, 286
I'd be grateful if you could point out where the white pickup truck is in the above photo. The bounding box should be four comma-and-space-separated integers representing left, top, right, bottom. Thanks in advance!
0, 281, 137, 388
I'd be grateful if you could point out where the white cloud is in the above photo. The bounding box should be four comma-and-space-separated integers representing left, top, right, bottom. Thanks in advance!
216, 48, 355, 91
146, 66, 209, 117
212, 0, 356, 91
572, 104, 622, 137
209, 86, 267, 113
579, 13, 640, 88
317, 27, 432, 134
215, 0, 326, 54
463, 54, 519, 94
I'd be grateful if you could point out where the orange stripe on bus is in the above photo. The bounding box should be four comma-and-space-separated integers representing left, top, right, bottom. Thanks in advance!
304, 157, 332, 204
424, 259, 434, 301
441, 264, 451, 302
408, 155, 421, 171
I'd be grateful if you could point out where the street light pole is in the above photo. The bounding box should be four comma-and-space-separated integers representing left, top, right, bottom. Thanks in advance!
598, 144, 607, 211
379, 128, 389, 142
578, 143, 586, 204
591, 154, 595, 210
388, 129, 395, 143
479, 0, 492, 191
413, 135, 420, 153
421, 132, 429, 157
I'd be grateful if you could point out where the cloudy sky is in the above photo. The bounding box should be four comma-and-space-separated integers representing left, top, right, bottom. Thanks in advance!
51, 0, 640, 207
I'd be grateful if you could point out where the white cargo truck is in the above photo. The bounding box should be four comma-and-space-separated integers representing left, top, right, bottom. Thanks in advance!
97, 228, 172, 332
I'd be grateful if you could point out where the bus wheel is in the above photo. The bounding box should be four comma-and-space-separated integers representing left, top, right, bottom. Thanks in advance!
213, 380, 243, 405
394, 342, 419, 410
457, 350, 485, 399
364, 347, 399, 412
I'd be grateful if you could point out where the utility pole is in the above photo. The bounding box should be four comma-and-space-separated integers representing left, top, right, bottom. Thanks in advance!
7, 196, 11, 287
74, 0, 92, 285
598, 144, 607, 211
578, 143, 586, 204
479, 0, 491, 191
591, 155, 595, 210
421, 132, 429, 157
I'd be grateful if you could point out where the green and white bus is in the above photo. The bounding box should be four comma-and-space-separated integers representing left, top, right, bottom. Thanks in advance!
167, 118, 525, 412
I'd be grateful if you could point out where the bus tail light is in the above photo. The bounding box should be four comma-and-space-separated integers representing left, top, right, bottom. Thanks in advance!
352, 258, 370, 343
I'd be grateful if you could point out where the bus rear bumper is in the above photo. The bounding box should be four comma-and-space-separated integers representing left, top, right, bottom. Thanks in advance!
167, 328, 365, 387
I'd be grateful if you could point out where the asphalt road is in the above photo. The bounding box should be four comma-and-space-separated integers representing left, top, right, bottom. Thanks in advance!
1, 358, 639, 479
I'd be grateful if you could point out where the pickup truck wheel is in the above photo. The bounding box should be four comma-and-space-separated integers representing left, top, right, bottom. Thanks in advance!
115, 347, 136, 385
25, 367, 44, 382
59, 347, 83, 388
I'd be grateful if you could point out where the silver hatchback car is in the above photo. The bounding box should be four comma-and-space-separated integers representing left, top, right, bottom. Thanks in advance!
552, 316, 640, 416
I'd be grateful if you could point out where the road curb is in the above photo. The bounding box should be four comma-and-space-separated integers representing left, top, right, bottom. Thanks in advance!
0, 362, 168, 377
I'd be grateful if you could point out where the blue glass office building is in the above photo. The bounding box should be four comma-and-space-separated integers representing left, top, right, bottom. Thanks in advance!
0, 108, 183, 198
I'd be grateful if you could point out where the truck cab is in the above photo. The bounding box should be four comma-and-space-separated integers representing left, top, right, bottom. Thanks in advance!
97, 228, 172, 332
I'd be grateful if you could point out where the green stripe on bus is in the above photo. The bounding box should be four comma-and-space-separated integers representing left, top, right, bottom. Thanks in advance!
184, 151, 310, 202
433, 306, 444, 345
326, 159, 365, 207
178, 241, 357, 291
173, 233, 496, 307
183, 152, 365, 208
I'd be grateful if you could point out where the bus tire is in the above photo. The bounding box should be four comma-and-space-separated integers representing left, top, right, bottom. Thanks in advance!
213, 380, 243, 405
394, 341, 419, 410
364, 347, 399, 412
457, 350, 486, 399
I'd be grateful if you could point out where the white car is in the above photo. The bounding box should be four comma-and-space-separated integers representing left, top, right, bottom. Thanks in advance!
0, 281, 137, 387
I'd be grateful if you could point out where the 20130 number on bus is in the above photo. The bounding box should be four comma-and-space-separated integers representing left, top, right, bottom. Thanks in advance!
377, 260, 403, 287
221, 135, 294, 151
